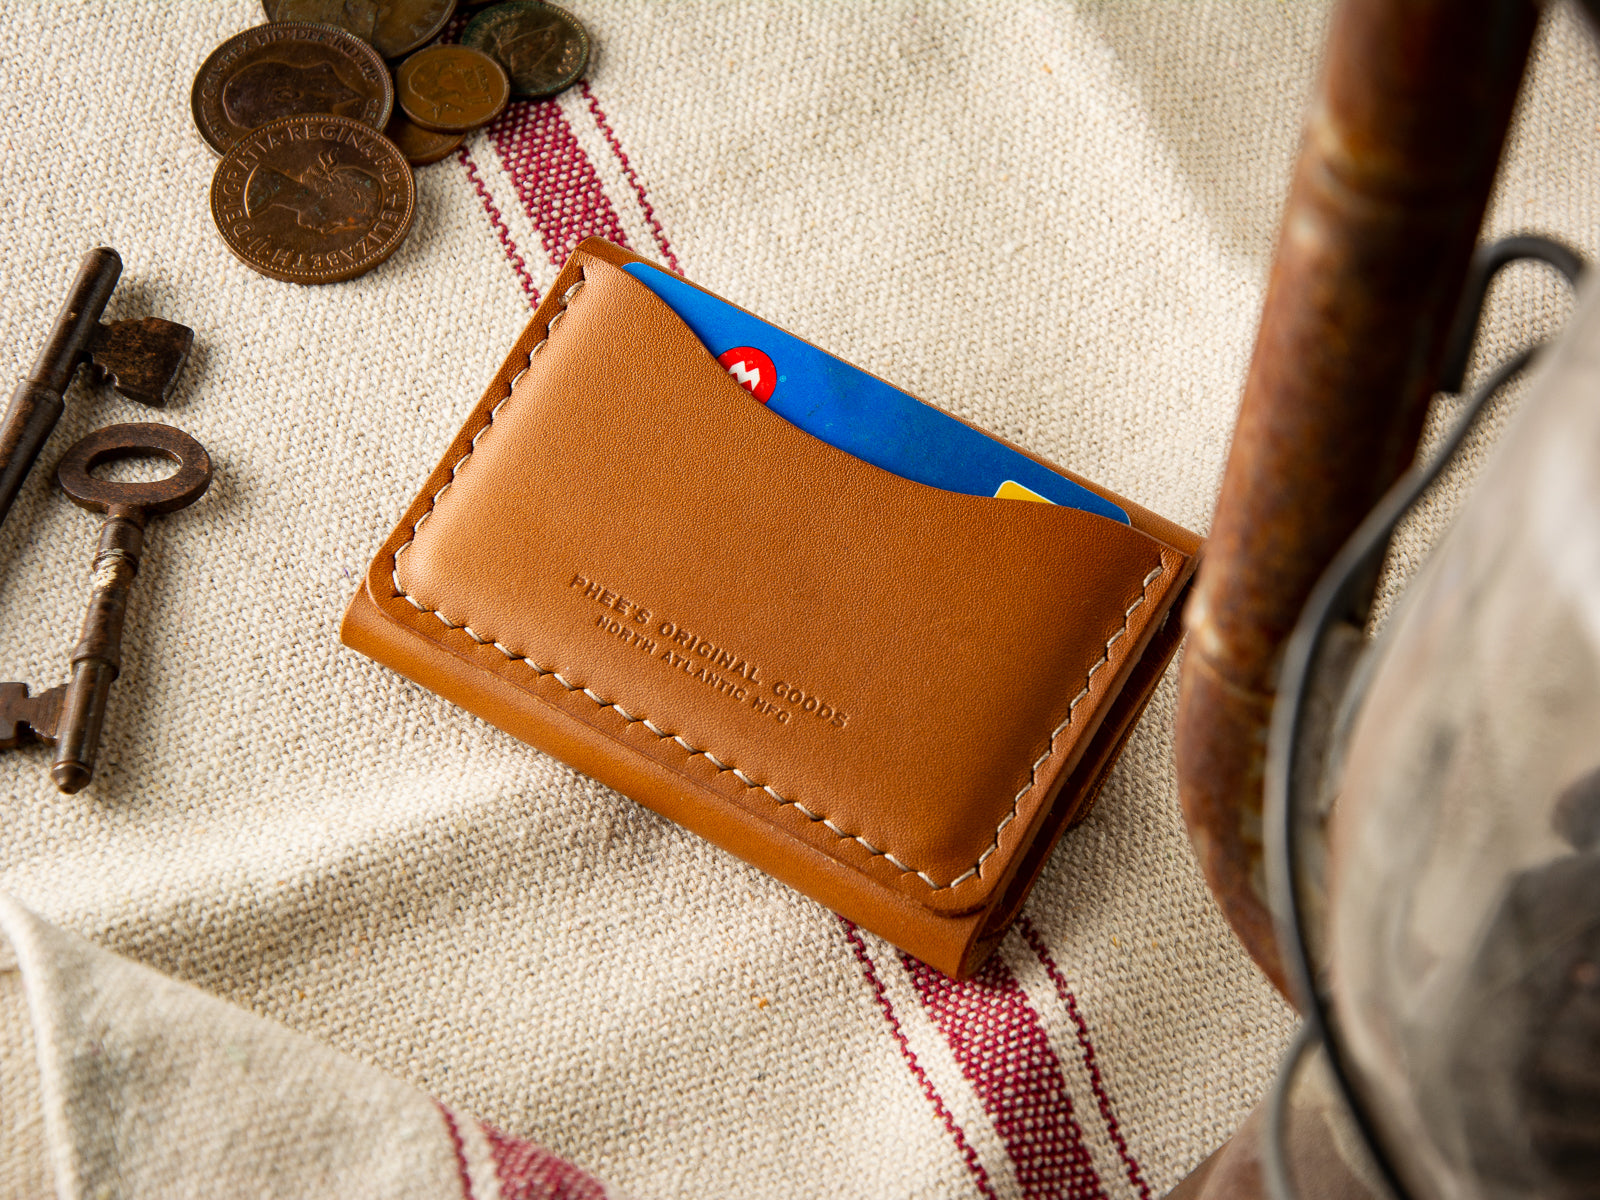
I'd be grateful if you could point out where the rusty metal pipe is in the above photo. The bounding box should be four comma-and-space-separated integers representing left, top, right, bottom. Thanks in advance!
1176, 0, 1538, 997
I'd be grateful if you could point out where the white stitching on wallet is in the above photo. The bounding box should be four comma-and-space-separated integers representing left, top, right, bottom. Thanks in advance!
396, 560, 1165, 890
386, 266, 1168, 890
947, 562, 1169, 887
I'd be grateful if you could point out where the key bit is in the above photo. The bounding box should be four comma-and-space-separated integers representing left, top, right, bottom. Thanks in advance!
0, 682, 64, 750
0, 248, 194, 533
87, 317, 194, 408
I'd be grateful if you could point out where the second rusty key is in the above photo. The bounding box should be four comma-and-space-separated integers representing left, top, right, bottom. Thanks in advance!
47, 423, 211, 792
0, 248, 194, 533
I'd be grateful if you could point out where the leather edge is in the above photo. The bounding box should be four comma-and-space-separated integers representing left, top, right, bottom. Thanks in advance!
957, 551, 1199, 973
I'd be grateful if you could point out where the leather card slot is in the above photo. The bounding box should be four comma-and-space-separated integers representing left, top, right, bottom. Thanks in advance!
378, 252, 1185, 916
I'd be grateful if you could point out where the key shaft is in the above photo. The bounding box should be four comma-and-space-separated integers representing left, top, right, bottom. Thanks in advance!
51, 514, 144, 793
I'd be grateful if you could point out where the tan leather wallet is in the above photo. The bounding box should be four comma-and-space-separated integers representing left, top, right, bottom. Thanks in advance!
342, 238, 1200, 977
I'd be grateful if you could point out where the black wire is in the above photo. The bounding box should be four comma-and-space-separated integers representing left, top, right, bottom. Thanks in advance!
1437, 235, 1585, 394
1262, 345, 1540, 1200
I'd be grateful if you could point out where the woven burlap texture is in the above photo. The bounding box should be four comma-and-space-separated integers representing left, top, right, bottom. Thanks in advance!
0, 897, 509, 1198
1, 2, 1597, 1197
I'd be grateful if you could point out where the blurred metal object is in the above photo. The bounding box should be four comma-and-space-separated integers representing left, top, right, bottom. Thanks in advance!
1299, 274, 1600, 1200
1165, 0, 1600, 1194
1254, 235, 1593, 1200
1260, 335, 1550, 1200
1167, 304, 1562, 1200
1175, 0, 1539, 995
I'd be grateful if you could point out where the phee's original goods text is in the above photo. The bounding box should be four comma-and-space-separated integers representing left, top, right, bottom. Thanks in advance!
571, 573, 850, 728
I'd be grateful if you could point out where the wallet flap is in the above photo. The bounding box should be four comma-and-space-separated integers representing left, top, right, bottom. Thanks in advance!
371, 249, 1188, 916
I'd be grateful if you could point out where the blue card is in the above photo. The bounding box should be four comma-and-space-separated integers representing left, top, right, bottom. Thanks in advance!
624, 263, 1131, 525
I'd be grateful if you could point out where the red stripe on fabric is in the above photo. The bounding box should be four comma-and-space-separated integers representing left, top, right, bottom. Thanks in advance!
1020, 918, 1153, 1200
904, 951, 1107, 1200
488, 101, 631, 267
457, 142, 541, 306
436, 1103, 477, 1200
577, 82, 681, 273
841, 920, 999, 1200
483, 1122, 611, 1200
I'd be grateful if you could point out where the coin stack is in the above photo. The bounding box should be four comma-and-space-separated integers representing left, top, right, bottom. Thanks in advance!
194, 1, 592, 284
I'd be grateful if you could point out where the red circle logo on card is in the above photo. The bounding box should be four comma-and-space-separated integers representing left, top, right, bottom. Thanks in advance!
717, 346, 778, 403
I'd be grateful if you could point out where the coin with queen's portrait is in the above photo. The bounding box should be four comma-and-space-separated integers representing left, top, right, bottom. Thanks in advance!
210, 114, 415, 284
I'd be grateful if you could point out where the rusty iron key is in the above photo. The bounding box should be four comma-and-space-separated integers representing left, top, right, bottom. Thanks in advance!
0, 248, 195, 533
0, 423, 211, 792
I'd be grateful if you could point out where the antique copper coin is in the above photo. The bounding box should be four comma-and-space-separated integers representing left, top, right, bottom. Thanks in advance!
262, 0, 457, 60
384, 111, 464, 165
396, 45, 510, 133
210, 114, 416, 284
263, 0, 378, 44
461, 1, 590, 100
191, 23, 393, 155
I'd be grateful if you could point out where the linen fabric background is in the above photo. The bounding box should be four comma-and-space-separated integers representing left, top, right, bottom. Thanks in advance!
1, 2, 1597, 1197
